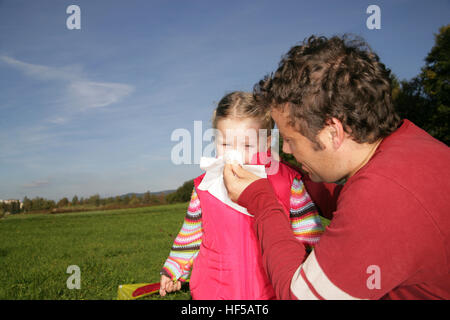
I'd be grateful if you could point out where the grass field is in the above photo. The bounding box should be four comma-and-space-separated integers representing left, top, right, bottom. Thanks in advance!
0, 203, 192, 300
0, 203, 330, 300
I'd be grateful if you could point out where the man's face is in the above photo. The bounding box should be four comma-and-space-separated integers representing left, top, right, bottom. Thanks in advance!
271, 108, 339, 183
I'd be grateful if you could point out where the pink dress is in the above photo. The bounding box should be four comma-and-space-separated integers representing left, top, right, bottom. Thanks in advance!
189, 160, 297, 300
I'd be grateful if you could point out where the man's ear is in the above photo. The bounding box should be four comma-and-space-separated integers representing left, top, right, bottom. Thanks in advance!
325, 117, 345, 150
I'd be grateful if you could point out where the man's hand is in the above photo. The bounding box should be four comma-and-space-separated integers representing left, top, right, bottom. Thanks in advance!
223, 162, 263, 202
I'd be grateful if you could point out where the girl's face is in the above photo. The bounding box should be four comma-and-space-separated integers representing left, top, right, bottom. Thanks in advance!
215, 118, 270, 164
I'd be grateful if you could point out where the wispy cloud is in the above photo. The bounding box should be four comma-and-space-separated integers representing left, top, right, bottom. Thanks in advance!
68, 80, 134, 109
0, 55, 134, 112
47, 116, 68, 125
0, 55, 77, 81
22, 180, 50, 188
139, 153, 171, 161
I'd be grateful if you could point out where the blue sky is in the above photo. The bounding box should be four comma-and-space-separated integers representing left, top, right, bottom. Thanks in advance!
0, 0, 449, 201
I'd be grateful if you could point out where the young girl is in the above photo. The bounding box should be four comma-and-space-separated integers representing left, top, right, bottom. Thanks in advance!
159, 91, 324, 300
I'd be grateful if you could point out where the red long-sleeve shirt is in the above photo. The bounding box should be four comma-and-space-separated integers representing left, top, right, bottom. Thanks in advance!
238, 120, 450, 300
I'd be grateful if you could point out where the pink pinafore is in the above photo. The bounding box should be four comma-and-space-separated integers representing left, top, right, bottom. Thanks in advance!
189, 157, 299, 300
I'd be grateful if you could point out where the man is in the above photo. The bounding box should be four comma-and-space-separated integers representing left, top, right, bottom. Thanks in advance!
223, 35, 450, 299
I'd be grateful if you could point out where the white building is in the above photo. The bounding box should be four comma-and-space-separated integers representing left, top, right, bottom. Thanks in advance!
0, 199, 23, 209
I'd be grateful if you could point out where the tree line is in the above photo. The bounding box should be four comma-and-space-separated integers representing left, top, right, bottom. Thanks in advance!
0, 186, 194, 215
392, 25, 449, 145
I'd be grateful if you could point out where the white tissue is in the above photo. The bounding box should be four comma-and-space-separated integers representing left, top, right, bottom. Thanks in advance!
224, 149, 244, 164
197, 150, 266, 217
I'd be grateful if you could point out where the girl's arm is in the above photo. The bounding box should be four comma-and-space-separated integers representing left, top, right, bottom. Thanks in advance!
289, 177, 325, 249
160, 187, 203, 282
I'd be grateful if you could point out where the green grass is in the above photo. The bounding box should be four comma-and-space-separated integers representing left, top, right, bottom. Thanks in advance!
0, 203, 331, 300
0, 203, 191, 300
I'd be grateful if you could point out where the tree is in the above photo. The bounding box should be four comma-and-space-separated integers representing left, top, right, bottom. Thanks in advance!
142, 191, 152, 205
45, 200, 56, 211
23, 196, 32, 212
105, 197, 115, 205
122, 195, 130, 205
57, 197, 70, 208
419, 24, 450, 144
88, 194, 101, 207
394, 25, 449, 145
6, 201, 20, 214
31, 197, 44, 211
72, 195, 79, 206
393, 76, 433, 130
166, 180, 194, 203
150, 194, 161, 204
158, 193, 166, 205
130, 194, 140, 206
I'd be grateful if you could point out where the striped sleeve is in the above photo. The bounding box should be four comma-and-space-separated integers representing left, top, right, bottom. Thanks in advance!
160, 187, 203, 281
289, 177, 324, 247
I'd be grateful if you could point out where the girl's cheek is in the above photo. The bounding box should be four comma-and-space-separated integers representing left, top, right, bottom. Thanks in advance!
245, 149, 258, 164
216, 145, 224, 158
244, 152, 251, 164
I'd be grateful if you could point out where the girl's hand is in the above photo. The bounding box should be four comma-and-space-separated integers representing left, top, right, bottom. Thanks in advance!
159, 275, 182, 296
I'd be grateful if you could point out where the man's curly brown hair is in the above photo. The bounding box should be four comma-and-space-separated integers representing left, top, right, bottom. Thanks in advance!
254, 34, 401, 149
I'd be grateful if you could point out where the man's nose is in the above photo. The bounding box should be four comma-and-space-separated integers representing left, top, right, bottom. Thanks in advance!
282, 141, 292, 154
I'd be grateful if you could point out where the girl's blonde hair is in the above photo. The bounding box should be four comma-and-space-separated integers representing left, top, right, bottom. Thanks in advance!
212, 91, 274, 134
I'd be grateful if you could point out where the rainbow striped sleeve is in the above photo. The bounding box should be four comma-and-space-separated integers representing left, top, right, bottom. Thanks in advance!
289, 177, 325, 247
160, 187, 203, 281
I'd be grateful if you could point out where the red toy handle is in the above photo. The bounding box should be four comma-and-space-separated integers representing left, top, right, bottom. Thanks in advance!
132, 282, 160, 297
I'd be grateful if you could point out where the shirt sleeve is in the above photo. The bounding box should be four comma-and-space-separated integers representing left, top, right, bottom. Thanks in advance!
289, 177, 324, 248
239, 174, 444, 300
297, 173, 444, 300
238, 178, 306, 299
160, 187, 203, 282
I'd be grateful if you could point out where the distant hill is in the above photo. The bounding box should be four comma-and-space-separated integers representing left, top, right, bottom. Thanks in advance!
119, 190, 176, 199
